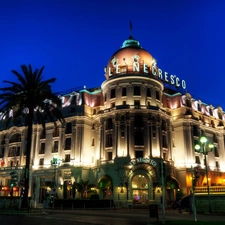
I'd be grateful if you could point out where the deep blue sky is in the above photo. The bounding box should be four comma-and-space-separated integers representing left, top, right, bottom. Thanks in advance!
1, 0, 225, 108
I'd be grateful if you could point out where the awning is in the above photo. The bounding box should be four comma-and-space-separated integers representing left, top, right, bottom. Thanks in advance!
166, 176, 180, 189
98, 175, 112, 189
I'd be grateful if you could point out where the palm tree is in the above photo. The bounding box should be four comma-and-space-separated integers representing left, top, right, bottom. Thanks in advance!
73, 180, 97, 199
0, 64, 64, 208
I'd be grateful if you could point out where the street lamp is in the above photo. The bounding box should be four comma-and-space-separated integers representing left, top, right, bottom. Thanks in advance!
51, 155, 61, 194
194, 136, 214, 213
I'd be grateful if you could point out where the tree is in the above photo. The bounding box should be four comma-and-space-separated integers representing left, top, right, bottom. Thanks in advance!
0, 64, 64, 208
73, 180, 96, 199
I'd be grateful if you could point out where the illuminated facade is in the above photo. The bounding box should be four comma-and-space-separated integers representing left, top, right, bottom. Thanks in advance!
1, 34, 225, 207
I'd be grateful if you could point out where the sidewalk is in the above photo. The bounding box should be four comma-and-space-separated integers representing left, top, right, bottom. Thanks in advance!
44, 207, 225, 222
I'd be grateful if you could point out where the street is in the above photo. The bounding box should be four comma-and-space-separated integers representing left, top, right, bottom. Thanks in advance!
1, 208, 225, 225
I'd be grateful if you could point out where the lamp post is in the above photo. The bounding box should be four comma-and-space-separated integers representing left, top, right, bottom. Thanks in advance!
194, 136, 214, 213
51, 155, 61, 194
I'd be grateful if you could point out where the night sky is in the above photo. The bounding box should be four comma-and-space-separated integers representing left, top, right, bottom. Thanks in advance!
1, 0, 225, 108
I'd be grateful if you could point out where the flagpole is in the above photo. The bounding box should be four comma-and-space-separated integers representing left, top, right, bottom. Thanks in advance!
130, 20, 132, 36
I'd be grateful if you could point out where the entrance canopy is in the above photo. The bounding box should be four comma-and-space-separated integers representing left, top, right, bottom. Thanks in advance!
166, 176, 180, 189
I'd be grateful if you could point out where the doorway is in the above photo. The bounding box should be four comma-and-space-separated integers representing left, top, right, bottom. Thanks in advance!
132, 174, 149, 205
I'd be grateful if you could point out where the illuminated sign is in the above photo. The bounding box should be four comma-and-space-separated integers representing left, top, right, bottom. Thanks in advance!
105, 56, 186, 89
130, 157, 157, 167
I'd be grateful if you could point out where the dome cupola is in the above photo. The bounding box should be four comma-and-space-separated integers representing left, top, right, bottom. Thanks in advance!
104, 35, 155, 80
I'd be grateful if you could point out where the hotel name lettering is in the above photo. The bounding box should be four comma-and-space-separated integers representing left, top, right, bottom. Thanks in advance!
105, 58, 186, 89
130, 157, 157, 167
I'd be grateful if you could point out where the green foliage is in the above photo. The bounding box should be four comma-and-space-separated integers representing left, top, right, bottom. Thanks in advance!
72, 180, 97, 199
0, 64, 64, 128
0, 64, 64, 208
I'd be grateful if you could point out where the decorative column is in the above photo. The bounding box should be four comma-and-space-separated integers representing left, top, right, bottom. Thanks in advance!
115, 119, 119, 158
167, 121, 173, 161
148, 119, 152, 158
99, 121, 104, 159
71, 122, 76, 163
126, 120, 130, 157
157, 120, 163, 158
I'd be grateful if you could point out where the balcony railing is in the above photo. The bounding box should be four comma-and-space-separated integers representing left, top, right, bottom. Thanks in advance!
98, 105, 161, 115
194, 186, 225, 193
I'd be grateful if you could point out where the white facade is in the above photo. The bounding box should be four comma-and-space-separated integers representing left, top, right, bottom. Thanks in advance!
1, 35, 225, 208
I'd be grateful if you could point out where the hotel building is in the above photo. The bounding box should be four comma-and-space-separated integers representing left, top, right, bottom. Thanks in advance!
0, 34, 225, 207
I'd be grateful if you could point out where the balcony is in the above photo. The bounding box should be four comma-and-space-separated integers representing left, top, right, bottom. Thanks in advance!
194, 186, 225, 194
98, 105, 161, 115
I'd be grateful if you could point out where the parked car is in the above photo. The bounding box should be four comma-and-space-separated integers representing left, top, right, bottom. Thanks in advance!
172, 195, 190, 210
